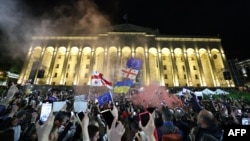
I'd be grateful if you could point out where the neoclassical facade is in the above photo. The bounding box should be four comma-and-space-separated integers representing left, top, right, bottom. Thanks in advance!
18, 24, 235, 88
235, 59, 250, 86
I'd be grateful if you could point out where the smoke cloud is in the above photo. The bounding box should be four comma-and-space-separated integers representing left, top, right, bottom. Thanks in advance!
0, 0, 112, 60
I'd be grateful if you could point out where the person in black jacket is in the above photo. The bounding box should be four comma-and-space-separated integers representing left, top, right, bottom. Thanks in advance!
195, 109, 223, 141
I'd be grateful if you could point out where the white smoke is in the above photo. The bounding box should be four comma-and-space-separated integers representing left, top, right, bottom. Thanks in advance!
0, 0, 112, 59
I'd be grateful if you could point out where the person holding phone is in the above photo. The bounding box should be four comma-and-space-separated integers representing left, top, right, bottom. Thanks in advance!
106, 117, 125, 141
35, 111, 55, 141
138, 113, 157, 141
76, 112, 90, 141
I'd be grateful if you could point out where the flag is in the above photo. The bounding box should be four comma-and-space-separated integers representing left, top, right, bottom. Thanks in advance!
121, 68, 139, 80
126, 57, 143, 70
91, 71, 113, 89
114, 80, 134, 94
97, 91, 113, 106
47, 96, 57, 102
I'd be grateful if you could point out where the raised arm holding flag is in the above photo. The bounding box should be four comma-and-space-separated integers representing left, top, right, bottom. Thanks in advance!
90, 71, 113, 89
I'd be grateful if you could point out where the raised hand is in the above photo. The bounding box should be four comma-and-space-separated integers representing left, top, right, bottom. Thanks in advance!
35, 111, 55, 141
107, 118, 125, 141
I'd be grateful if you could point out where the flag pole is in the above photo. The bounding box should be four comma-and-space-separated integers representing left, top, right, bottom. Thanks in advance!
88, 85, 91, 102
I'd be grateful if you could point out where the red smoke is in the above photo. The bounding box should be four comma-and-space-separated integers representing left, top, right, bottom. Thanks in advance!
130, 82, 183, 109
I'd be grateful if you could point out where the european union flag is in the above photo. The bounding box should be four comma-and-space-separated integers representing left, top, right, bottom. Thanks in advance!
47, 96, 57, 102
126, 57, 143, 70
97, 91, 113, 106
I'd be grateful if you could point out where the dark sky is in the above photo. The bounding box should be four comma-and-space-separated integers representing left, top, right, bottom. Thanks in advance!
0, 0, 249, 62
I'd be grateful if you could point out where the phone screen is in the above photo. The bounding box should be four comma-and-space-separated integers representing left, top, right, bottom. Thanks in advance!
40, 102, 52, 124
52, 101, 66, 112
71, 111, 74, 117
100, 109, 114, 129
74, 101, 88, 113
139, 111, 150, 127
242, 118, 250, 125
237, 109, 242, 116
115, 102, 119, 106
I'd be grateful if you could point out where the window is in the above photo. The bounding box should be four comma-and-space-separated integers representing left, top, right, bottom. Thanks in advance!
87, 55, 90, 59
162, 56, 166, 60
164, 74, 168, 79
54, 73, 57, 78
182, 66, 185, 71
84, 73, 88, 78
73, 73, 76, 78
184, 74, 186, 79
193, 66, 197, 70
56, 64, 59, 68
165, 83, 169, 87
195, 74, 199, 79
74, 64, 77, 70
58, 55, 61, 59
66, 73, 68, 78
213, 54, 217, 59
67, 64, 70, 69
163, 65, 167, 70
86, 64, 89, 69
52, 82, 55, 85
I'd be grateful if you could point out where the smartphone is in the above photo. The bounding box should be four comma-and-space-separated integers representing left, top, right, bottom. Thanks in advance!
77, 111, 85, 121
242, 118, 250, 125
100, 109, 114, 129
71, 111, 75, 117
52, 101, 66, 112
237, 109, 242, 116
40, 102, 52, 124
139, 111, 150, 127
74, 101, 88, 113
115, 101, 119, 106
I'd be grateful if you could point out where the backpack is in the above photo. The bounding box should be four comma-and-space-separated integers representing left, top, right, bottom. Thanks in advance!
161, 125, 183, 141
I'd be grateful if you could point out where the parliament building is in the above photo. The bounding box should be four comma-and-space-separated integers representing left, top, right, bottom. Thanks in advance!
17, 24, 235, 88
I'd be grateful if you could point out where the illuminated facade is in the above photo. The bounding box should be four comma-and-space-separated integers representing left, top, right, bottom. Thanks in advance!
18, 24, 234, 87
235, 59, 250, 86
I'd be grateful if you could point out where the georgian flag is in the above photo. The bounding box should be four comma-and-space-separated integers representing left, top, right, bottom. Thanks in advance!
121, 68, 139, 80
91, 71, 113, 89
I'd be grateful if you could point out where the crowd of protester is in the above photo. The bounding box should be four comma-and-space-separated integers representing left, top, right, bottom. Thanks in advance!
0, 81, 249, 141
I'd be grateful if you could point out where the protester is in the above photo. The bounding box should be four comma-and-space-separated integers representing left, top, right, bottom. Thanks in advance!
195, 109, 223, 141
0, 85, 249, 141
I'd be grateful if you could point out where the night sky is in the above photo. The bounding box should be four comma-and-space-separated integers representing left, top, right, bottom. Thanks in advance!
0, 0, 249, 63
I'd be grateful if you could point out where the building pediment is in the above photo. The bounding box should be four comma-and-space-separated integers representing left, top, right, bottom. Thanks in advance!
105, 24, 159, 34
